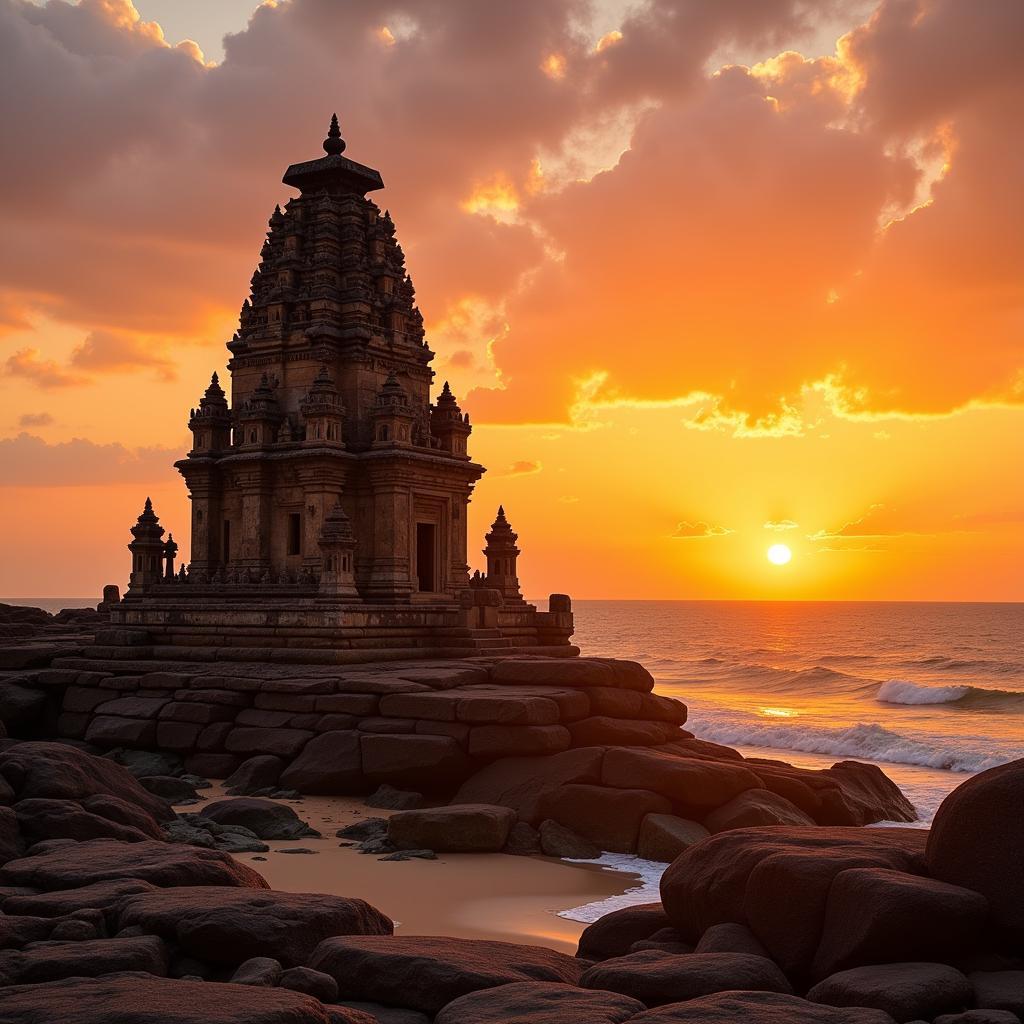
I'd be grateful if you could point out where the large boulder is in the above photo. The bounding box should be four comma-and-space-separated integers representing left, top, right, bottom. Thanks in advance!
637, 815, 709, 862
280, 731, 364, 794
0, 742, 173, 822
820, 761, 917, 825
115, 886, 392, 966
224, 755, 285, 795
309, 934, 588, 1014
969, 971, 1024, 1017
811, 867, 989, 978
580, 950, 792, 1007
0, 806, 24, 866
926, 759, 1024, 942
0, 838, 269, 890
360, 734, 471, 790
0, 974, 374, 1024
388, 805, 515, 853
539, 819, 601, 859
538, 785, 671, 852
807, 962, 973, 1022
577, 904, 672, 961
627, 991, 897, 1023
0, 934, 168, 986
198, 798, 320, 840
601, 748, 764, 809
14, 797, 158, 844
703, 790, 816, 833
569, 718, 678, 747
2, 877, 158, 917
436, 981, 645, 1023
451, 747, 605, 824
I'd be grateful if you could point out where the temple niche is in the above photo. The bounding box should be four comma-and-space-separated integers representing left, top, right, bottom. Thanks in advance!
111, 115, 573, 655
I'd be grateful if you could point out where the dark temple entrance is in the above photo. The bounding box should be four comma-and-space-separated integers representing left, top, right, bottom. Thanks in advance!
416, 522, 436, 592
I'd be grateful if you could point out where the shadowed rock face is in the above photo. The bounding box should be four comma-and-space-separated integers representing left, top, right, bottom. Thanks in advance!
435, 981, 645, 1023
627, 991, 898, 1023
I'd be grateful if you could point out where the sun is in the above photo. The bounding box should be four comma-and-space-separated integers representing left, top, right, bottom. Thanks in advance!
767, 543, 792, 566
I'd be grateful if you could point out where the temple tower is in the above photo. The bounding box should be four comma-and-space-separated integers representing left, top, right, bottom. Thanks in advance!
483, 506, 524, 604
127, 499, 166, 591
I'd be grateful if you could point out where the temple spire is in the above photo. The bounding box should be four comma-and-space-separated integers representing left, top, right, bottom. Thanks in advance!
323, 113, 346, 156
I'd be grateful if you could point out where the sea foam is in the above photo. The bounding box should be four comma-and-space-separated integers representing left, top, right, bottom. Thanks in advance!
876, 679, 971, 705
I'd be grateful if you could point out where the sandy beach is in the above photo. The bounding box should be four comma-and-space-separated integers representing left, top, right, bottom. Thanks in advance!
182, 785, 643, 954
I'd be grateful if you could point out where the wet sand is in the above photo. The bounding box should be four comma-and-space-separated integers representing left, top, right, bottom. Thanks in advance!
185, 786, 641, 954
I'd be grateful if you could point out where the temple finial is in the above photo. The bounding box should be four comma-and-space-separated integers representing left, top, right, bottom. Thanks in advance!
323, 113, 346, 156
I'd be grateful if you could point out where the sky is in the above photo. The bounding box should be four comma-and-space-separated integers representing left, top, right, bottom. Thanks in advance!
1, 0, 1022, 601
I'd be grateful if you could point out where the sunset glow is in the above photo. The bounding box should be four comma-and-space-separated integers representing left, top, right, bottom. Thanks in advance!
0, 0, 1022, 601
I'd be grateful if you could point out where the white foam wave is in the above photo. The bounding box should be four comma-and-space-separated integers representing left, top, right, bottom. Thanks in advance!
556, 853, 665, 923
691, 713, 1017, 773
876, 679, 971, 705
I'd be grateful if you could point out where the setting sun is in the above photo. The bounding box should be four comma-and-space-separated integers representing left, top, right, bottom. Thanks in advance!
767, 543, 793, 566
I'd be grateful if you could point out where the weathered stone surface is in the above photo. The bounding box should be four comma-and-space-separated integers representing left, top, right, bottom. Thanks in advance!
0, 682, 47, 732
569, 717, 677, 747
452, 747, 605, 824
969, 971, 1024, 1017
704, 790, 816, 833
0, 806, 24, 866
694, 923, 770, 958
314, 694, 381, 714
360, 734, 471, 789
388, 804, 515, 852
139, 775, 201, 802
587, 688, 687, 724
821, 761, 917, 826
185, 753, 240, 777
577, 903, 672, 962
231, 956, 283, 986
435, 980, 645, 1023
0, 742, 173, 822
199, 797, 319, 839
637, 814, 709, 862
160, 700, 236, 724
0, 975, 371, 1024
629, 991, 898, 1023
539, 819, 600, 859
812, 867, 989, 978
602, 748, 763, 808
504, 820, 541, 854
807, 963, 973, 1022
0, 838, 269, 890
280, 731, 363, 793
225, 727, 315, 759
280, 966, 340, 1003
156, 721, 203, 751
94, 696, 171, 719
365, 785, 424, 810
926, 759, 1024, 942
935, 1012, 1021, 1024
580, 950, 792, 1007
225, 755, 286, 794
467, 724, 571, 757
309, 934, 588, 1014
0, 934, 168, 986
106, 748, 184, 779
86, 714, 157, 747
538, 784, 671, 853
14, 797, 156, 843
1, 877, 157, 917
490, 659, 618, 689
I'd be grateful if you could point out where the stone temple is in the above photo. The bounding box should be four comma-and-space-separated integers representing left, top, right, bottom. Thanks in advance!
111, 115, 573, 657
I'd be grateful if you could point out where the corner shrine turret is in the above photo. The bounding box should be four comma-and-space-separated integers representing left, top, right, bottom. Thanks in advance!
112, 115, 574, 656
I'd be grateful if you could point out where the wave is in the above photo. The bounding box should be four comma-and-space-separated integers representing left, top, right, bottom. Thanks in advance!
877, 678, 1024, 709
899, 656, 1024, 676
689, 712, 1020, 773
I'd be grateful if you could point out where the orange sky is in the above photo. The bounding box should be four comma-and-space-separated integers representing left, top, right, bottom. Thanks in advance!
1, 0, 1022, 601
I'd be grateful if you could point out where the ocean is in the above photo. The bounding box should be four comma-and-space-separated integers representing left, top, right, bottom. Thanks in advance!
10, 597, 1022, 823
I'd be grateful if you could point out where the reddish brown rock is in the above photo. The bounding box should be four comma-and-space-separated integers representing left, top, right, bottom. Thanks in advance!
2, 877, 157, 917
629, 991, 897, 1023
279, 731, 363, 793
539, 784, 672, 852
225, 726, 315, 759
14, 797, 157, 844
360, 734, 471, 789
452, 747, 605, 825
0, 934, 168, 987
926, 759, 1024, 942
577, 903, 672, 962
694, 923, 771, 958
489, 659, 618, 689
704, 790, 816, 833
820, 761, 917, 826
637, 814, 709, 862
969, 971, 1024, 1017
388, 804, 515, 852
0, 806, 24, 866
467, 724, 571, 757
435, 980, 645, 1023
309, 934, 588, 1014
569, 717, 678, 747
116, 886, 392, 966
199, 798, 318, 839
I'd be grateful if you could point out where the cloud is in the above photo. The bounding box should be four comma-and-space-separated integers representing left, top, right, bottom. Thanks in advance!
18, 412, 54, 428
764, 519, 799, 531
0, 432, 177, 487
70, 330, 176, 380
3, 349, 86, 389
672, 521, 733, 539
503, 460, 543, 477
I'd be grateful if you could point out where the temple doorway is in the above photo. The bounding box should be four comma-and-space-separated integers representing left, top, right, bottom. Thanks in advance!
416, 522, 436, 592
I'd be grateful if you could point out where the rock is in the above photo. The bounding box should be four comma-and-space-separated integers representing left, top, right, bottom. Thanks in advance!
338, 818, 388, 841
539, 819, 601, 859
435, 980, 645, 1023
577, 904, 672, 961
106, 748, 184, 779
388, 804, 515, 853
81, 792, 166, 837
185, 753, 240, 778
927, 759, 1024, 942
821, 761, 918, 825
807, 963, 972, 1022
504, 821, 541, 854
276, 847, 317, 854
365, 785, 424, 810
14, 797, 156, 843
86, 715, 157, 747
580, 950, 792, 1007
49, 917, 99, 940
2, 877, 157, 917
0, 742, 173, 821
601, 747, 764, 808
336, 1004, 428, 1024
704, 790, 816, 832
489, 658, 619, 689
0, 682, 47, 733
140, 775, 200, 802
0, 838, 269, 890
0, 806, 24, 866
379, 849, 436, 861
224, 755, 285, 794
199, 798, 320, 839
637, 814, 709, 862
0, 975, 371, 1024
230, 956, 283, 986
360, 734, 471, 790
970, 972, 1024, 1017
538, 784, 671, 853
569, 717, 677, 747
936, 1013, 1022, 1024
116, 886, 392, 966
812, 867, 989, 978
0, 934, 168, 986
280, 731, 363, 794
627, 991, 898, 1023
694, 923, 771, 958
0, 913, 53, 948
451, 748, 605, 825
309, 934, 588, 1014
467, 724, 571, 757
280, 966, 340, 1002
